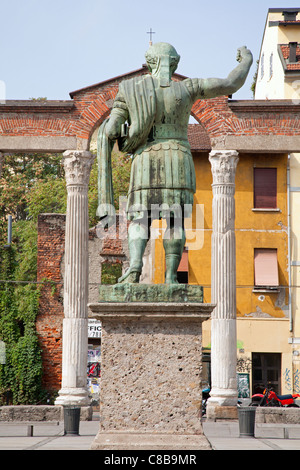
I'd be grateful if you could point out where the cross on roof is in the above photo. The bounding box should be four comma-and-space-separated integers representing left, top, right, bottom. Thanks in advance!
147, 28, 155, 45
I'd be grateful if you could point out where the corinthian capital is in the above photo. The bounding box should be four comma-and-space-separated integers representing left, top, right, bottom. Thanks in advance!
209, 150, 239, 185
63, 150, 95, 186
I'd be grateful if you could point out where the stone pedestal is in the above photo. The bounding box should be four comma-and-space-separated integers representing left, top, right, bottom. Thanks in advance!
89, 284, 214, 450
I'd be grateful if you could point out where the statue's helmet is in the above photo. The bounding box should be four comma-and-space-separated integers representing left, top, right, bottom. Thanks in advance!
145, 42, 180, 76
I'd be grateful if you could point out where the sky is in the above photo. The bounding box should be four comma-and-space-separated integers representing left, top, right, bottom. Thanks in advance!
1, 0, 300, 101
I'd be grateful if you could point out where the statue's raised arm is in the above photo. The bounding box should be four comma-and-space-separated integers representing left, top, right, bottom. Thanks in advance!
187, 46, 253, 100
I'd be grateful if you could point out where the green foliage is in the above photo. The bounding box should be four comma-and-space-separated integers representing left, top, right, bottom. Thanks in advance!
251, 59, 259, 97
111, 150, 132, 206
0, 246, 44, 405
29, 97, 47, 101
88, 149, 131, 227
0, 148, 131, 404
0, 154, 66, 404
101, 262, 122, 285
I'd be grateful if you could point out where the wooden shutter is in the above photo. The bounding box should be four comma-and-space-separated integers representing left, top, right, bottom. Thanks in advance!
254, 168, 277, 208
254, 248, 279, 287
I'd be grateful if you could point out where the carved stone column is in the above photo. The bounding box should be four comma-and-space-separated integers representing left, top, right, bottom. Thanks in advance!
55, 150, 95, 406
207, 150, 239, 419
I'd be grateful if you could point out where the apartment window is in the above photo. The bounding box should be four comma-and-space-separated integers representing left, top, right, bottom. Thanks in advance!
177, 248, 188, 284
254, 248, 279, 288
269, 53, 273, 79
254, 168, 277, 209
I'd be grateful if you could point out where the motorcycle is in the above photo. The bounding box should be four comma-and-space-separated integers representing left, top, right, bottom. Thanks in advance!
251, 387, 300, 407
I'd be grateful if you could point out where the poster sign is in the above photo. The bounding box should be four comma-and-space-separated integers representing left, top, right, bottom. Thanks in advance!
237, 373, 250, 398
88, 319, 101, 338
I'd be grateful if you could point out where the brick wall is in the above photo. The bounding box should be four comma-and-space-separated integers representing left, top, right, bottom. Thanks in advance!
36, 213, 128, 395
36, 214, 65, 393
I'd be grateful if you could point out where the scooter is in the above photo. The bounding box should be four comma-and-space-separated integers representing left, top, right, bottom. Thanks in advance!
251, 388, 300, 407
202, 387, 210, 416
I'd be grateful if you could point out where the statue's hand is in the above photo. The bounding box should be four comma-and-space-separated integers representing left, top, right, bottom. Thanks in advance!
98, 215, 115, 230
105, 121, 119, 140
96, 204, 116, 229
236, 46, 253, 64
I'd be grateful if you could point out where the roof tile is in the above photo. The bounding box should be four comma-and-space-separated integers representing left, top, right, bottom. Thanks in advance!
187, 123, 211, 151
280, 44, 300, 70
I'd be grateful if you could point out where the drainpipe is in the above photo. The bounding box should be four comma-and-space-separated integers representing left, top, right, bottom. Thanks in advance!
7, 215, 12, 246
287, 154, 293, 332
4, 215, 12, 249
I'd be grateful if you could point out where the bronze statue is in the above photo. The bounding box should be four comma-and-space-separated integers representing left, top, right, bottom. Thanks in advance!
97, 42, 252, 284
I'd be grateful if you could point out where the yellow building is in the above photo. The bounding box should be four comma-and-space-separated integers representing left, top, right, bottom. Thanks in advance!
153, 128, 294, 397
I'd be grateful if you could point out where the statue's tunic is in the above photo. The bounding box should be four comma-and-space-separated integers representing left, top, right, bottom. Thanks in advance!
97, 74, 204, 220
128, 139, 195, 218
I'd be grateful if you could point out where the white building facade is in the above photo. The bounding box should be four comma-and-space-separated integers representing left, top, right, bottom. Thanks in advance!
255, 8, 300, 394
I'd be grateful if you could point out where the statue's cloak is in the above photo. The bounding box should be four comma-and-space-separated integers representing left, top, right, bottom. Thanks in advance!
96, 74, 156, 218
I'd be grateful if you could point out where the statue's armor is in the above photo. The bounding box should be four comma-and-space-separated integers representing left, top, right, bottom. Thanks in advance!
124, 78, 200, 218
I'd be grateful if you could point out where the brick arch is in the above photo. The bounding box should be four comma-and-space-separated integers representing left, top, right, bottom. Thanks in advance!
72, 101, 111, 142
0, 68, 149, 153
68, 67, 150, 147
71, 74, 231, 147
70, 89, 119, 143
1, 68, 300, 154
192, 95, 300, 142
191, 96, 233, 137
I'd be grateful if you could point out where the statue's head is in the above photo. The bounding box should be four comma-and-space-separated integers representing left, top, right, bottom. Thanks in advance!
145, 42, 180, 87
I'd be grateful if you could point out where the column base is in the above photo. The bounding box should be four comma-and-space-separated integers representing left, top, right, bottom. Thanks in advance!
54, 387, 90, 407
206, 391, 238, 421
90, 432, 211, 451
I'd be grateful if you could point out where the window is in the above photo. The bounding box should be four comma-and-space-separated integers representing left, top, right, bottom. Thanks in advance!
254, 248, 279, 288
283, 10, 297, 22
269, 53, 273, 79
177, 248, 188, 284
254, 168, 277, 209
252, 353, 281, 395
289, 42, 298, 63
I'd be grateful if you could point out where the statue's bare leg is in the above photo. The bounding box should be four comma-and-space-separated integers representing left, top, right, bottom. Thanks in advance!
163, 217, 186, 284
118, 213, 149, 283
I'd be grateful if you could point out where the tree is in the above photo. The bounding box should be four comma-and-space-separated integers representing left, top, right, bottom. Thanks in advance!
89, 143, 131, 227
0, 154, 67, 404
0, 149, 131, 403
251, 60, 259, 97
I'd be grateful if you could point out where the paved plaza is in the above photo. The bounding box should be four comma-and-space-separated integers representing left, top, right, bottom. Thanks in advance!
0, 414, 300, 451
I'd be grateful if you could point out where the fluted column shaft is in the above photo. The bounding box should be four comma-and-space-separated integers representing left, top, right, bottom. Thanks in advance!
208, 150, 239, 409
55, 150, 95, 406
